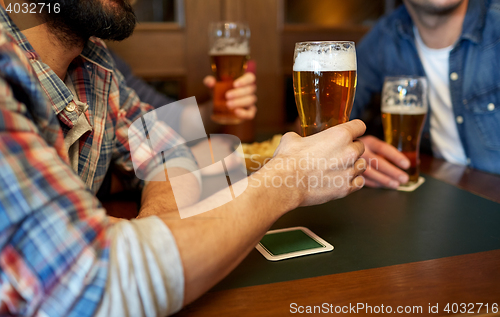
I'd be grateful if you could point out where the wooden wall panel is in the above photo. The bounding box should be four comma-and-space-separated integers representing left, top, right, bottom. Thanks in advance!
223, 0, 246, 20
184, 0, 221, 101
108, 0, 376, 134
243, 0, 283, 130
106, 24, 186, 78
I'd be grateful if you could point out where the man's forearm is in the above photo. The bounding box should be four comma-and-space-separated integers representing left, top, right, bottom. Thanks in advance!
139, 161, 300, 306
137, 121, 367, 307
139, 167, 201, 217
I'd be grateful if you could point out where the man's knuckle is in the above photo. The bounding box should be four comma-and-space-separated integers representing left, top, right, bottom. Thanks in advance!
334, 127, 350, 140
282, 132, 297, 142
345, 147, 359, 161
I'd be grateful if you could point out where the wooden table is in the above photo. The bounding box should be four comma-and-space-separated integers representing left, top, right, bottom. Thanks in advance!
176, 155, 500, 316
103, 155, 500, 316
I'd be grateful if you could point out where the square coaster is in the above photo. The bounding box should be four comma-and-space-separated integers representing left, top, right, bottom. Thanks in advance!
397, 176, 425, 192
256, 227, 334, 261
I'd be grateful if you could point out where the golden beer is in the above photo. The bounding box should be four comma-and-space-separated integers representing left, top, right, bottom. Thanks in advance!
381, 76, 428, 186
293, 70, 357, 136
210, 54, 249, 125
209, 22, 250, 125
293, 41, 357, 136
382, 111, 427, 184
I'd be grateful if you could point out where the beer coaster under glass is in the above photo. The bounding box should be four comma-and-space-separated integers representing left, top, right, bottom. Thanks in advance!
397, 176, 425, 192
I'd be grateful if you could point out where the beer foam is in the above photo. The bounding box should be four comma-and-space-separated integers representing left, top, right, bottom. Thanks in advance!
293, 50, 356, 72
381, 106, 428, 115
210, 41, 249, 55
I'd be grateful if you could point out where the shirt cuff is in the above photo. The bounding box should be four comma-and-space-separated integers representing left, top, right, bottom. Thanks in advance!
96, 216, 184, 317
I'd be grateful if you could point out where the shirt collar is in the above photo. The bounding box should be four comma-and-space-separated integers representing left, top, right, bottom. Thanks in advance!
395, 5, 416, 41
395, 0, 488, 44
0, 7, 115, 69
81, 38, 115, 72
0, 7, 115, 124
0, 5, 76, 119
460, 0, 488, 44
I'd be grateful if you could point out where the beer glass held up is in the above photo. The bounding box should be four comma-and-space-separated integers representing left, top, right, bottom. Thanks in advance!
293, 41, 357, 136
381, 77, 428, 186
209, 22, 250, 125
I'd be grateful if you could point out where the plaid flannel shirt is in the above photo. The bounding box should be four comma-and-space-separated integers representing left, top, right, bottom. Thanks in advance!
0, 7, 196, 316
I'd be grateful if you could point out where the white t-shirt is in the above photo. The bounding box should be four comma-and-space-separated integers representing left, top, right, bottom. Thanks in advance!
414, 27, 467, 165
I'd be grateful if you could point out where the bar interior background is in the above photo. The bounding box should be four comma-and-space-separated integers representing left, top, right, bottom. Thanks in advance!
107, 0, 403, 141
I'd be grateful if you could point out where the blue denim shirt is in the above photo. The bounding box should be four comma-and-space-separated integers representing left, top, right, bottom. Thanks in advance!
352, 0, 500, 175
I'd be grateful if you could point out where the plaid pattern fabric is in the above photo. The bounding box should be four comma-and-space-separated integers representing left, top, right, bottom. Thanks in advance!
0, 8, 194, 193
0, 6, 195, 317
0, 21, 109, 316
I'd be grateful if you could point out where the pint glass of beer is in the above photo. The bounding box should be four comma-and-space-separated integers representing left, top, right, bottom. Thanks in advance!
293, 41, 357, 136
209, 22, 250, 125
381, 77, 428, 185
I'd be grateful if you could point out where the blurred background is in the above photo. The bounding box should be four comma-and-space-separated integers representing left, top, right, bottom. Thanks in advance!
107, 0, 403, 142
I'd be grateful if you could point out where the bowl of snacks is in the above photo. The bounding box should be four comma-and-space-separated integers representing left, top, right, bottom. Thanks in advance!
240, 135, 282, 174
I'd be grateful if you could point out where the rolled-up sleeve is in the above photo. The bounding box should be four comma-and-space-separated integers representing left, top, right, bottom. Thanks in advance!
95, 217, 184, 317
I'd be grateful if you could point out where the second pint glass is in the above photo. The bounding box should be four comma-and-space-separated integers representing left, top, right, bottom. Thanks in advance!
381, 77, 428, 185
209, 22, 250, 125
293, 41, 357, 136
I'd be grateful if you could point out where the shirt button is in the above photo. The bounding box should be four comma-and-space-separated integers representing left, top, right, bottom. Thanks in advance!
466, 158, 471, 165
65, 103, 76, 112
450, 72, 459, 81
86, 64, 92, 71
487, 103, 495, 111
456, 116, 464, 124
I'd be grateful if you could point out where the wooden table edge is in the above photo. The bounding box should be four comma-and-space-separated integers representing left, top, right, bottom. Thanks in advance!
178, 249, 500, 316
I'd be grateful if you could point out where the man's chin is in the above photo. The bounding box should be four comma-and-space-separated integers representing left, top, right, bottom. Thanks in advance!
43, 0, 136, 43
406, 0, 465, 15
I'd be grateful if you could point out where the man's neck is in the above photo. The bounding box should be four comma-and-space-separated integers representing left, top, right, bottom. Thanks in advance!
404, 0, 469, 49
22, 26, 84, 79
0, 1, 84, 79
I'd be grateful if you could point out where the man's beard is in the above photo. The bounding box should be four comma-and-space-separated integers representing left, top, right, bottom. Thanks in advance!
35, 0, 136, 45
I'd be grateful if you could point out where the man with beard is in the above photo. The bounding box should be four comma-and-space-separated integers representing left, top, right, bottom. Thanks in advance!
0, 1, 367, 316
350, 0, 500, 188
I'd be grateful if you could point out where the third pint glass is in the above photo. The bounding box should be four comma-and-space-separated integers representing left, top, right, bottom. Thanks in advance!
293, 41, 357, 136
382, 77, 428, 185
209, 22, 250, 125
